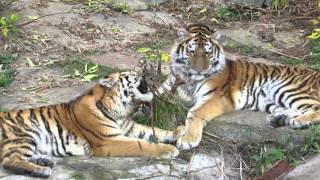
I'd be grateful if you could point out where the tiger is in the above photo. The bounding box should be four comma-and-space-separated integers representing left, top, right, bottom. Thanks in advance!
158, 23, 320, 150
0, 71, 184, 178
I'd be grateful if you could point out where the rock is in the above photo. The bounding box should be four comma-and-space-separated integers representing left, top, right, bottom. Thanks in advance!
205, 111, 307, 144
281, 155, 320, 180
0, 153, 239, 179
111, 0, 169, 11
136, 11, 179, 25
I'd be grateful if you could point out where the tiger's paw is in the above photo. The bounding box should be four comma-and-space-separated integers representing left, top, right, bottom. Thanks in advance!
266, 114, 287, 128
157, 144, 179, 159
176, 133, 201, 150
288, 119, 312, 129
29, 157, 54, 168
172, 126, 186, 140
30, 167, 52, 178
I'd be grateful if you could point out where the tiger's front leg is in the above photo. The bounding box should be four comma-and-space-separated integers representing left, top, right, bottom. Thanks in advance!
177, 96, 233, 150
91, 136, 179, 158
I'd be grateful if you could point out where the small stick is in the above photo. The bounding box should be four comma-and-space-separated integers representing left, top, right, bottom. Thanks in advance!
264, 48, 302, 60
187, 152, 195, 176
153, 11, 169, 26
17, 12, 71, 28
203, 131, 223, 140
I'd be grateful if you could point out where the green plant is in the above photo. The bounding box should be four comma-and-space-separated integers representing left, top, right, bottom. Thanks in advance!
308, 28, 320, 40
134, 96, 188, 130
72, 63, 99, 81
0, 55, 16, 88
84, 0, 110, 12
243, 125, 320, 177
63, 62, 99, 82
310, 40, 320, 70
215, 5, 238, 20
58, 56, 122, 80
239, 45, 253, 55
112, 2, 130, 14
0, 13, 20, 39
284, 57, 304, 65
272, 0, 289, 10
137, 47, 170, 63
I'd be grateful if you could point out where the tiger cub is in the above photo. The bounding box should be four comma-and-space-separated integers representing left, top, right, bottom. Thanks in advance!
158, 23, 320, 150
0, 71, 183, 178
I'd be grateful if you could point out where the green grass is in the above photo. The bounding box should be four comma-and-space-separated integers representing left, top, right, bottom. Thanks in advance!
272, 0, 289, 10
215, 4, 239, 20
83, 0, 110, 13
310, 40, 320, 71
283, 57, 305, 65
239, 45, 254, 55
242, 125, 320, 177
59, 60, 122, 80
134, 96, 188, 131
0, 54, 16, 88
112, 2, 130, 14
283, 40, 320, 70
82, 0, 130, 13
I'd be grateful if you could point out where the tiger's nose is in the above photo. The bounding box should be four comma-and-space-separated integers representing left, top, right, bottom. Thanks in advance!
191, 59, 209, 72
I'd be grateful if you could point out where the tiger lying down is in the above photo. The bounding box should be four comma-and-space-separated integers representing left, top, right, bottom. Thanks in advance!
158, 23, 320, 150
0, 71, 183, 178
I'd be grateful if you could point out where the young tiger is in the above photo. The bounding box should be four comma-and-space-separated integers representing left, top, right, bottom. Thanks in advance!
0, 71, 183, 178
158, 23, 320, 150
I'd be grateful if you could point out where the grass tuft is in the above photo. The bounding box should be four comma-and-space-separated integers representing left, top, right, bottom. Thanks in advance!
0, 54, 16, 88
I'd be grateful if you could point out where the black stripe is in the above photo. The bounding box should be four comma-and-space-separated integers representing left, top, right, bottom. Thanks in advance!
273, 75, 296, 105
105, 133, 121, 138
137, 141, 142, 150
195, 80, 208, 94
125, 123, 135, 136
40, 107, 52, 135
289, 96, 315, 107
70, 103, 105, 141
2, 149, 32, 159
265, 103, 274, 113
1, 138, 36, 149
203, 88, 217, 97
29, 109, 40, 127
96, 101, 117, 123
138, 130, 146, 139
53, 106, 67, 155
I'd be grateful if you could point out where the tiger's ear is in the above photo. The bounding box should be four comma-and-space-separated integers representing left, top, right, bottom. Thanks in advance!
177, 28, 187, 40
99, 78, 117, 89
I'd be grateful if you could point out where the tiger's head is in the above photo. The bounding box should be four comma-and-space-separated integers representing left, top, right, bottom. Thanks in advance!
98, 71, 153, 117
170, 23, 226, 81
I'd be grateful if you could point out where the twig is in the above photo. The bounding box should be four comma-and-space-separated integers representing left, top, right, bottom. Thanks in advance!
187, 152, 195, 176
153, 11, 169, 25
264, 48, 302, 60
203, 131, 223, 140
1, 0, 17, 10
239, 156, 243, 180
17, 12, 71, 28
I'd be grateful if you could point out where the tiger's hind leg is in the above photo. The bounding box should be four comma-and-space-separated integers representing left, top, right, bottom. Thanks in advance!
1, 140, 52, 178
287, 108, 320, 129
266, 104, 320, 129
29, 157, 54, 168
266, 107, 302, 128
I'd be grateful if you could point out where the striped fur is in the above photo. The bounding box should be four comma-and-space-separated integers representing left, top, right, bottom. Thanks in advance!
0, 71, 183, 178
159, 24, 320, 150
